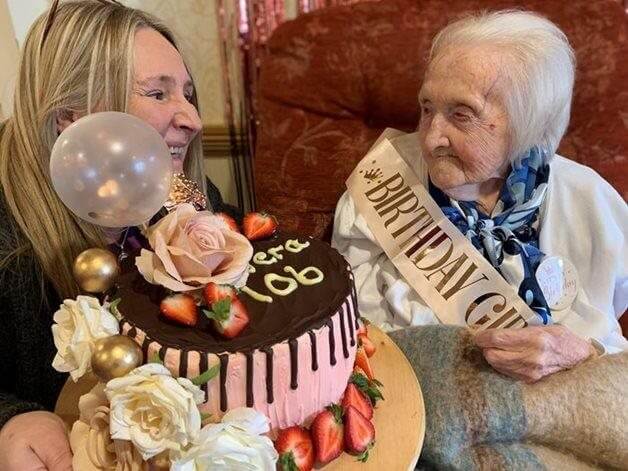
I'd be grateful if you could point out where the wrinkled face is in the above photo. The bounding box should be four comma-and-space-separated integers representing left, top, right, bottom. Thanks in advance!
128, 28, 202, 173
418, 48, 511, 199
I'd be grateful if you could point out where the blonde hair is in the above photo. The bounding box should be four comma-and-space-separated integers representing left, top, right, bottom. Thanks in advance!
428, 10, 575, 163
0, 0, 206, 299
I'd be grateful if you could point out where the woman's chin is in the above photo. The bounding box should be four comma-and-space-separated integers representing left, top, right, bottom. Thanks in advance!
171, 155, 184, 173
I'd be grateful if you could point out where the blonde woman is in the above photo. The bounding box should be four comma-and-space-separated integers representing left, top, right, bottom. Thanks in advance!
0, 1, 237, 468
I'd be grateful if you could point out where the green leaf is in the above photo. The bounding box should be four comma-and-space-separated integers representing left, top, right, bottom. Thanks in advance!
108, 298, 122, 320
150, 353, 163, 364
204, 299, 231, 323
350, 373, 384, 405
327, 403, 344, 423
200, 412, 212, 422
191, 364, 220, 386
278, 452, 298, 471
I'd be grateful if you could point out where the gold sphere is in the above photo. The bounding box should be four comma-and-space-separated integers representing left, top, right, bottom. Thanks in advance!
91, 335, 143, 382
73, 248, 120, 293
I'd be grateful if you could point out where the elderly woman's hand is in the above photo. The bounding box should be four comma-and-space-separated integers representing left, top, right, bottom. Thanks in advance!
473, 325, 596, 383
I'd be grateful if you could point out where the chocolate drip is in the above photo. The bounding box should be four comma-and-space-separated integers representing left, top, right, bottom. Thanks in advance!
179, 350, 188, 378
158, 345, 168, 362
245, 352, 254, 407
347, 299, 356, 346
263, 347, 274, 403
288, 339, 298, 389
219, 354, 229, 412
307, 331, 318, 371
127, 325, 137, 339
339, 305, 349, 359
141, 335, 150, 363
199, 353, 208, 401
351, 284, 360, 329
327, 319, 336, 366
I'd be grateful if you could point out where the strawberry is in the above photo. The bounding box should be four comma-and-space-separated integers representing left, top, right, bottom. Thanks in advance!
355, 346, 374, 379
203, 282, 237, 306
358, 333, 376, 358
275, 426, 314, 471
242, 212, 278, 241
310, 404, 344, 465
342, 383, 373, 420
350, 372, 384, 406
343, 405, 375, 462
216, 212, 239, 232
160, 294, 198, 327
357, 324, 367, 337
203, 296, 249, 339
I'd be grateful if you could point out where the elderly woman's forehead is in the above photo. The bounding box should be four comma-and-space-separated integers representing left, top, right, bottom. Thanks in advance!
422, 48, 505, 97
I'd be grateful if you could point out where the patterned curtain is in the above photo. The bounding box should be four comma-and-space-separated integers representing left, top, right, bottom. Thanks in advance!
215, 0, 372, 211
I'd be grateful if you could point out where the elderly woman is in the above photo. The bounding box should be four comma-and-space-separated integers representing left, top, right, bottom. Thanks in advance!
333, 10, 627, 384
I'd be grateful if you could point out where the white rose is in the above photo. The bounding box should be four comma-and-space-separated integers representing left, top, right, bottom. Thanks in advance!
105, 363, 204, 460
170, 408, 278, 471
51, 295, 119, 381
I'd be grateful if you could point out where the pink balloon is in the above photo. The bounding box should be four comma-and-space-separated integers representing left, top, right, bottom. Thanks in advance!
49, 112, 173, 228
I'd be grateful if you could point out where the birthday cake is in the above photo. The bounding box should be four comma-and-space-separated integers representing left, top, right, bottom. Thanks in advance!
116, 227, 361, 433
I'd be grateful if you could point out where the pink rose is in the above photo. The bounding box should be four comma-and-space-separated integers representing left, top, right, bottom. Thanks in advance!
136, 203, 253, 291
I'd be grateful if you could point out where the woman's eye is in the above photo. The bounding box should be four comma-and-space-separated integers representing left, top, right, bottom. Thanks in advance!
147, 90, 165, 101
185, 93, 194, 103
421, 106, 431, 115
453, 111, 470, 122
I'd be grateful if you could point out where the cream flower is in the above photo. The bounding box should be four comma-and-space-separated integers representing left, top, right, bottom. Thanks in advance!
69, 383, 145, 471
51, 296, 120, 381
105, 363, 205, 460
170, 408, 278, 471
136, 203, 253, 292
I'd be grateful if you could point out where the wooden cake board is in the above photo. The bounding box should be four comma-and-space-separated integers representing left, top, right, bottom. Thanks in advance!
55, 326, 425, 470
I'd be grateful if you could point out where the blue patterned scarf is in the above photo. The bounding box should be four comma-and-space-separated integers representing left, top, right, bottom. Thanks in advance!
429, 148, 552, 325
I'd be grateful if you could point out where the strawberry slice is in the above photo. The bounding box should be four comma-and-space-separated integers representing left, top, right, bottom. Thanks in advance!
275, 426, 314, 471
203, 282, 237, 306
160, 294, 198, 327
355, 346, 374, 379
358, 333, 376, 357
216, 212, 239, 232
242, 212, 278, 241
342, 383, 373, 420
350, 372, 384, 406
203, 296, 249, 339
344, 405, 375, 462
310, 404, 344, 465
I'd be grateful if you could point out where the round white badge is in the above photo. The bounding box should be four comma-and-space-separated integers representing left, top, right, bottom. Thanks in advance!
536, 256, 578, 311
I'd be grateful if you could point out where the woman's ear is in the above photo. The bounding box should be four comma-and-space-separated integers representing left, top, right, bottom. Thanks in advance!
55, 109, 77, 134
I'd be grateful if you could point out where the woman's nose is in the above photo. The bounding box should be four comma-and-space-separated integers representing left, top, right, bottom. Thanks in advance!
423, 114, 450, 151
173, 99, 202, 135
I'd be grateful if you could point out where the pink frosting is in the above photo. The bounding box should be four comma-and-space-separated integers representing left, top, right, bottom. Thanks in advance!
122, 291, 359, 434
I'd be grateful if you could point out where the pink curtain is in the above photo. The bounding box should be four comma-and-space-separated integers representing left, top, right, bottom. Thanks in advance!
215, 0, 373, 211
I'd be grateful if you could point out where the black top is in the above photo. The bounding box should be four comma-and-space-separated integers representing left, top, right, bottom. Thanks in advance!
0, 177, 240, 428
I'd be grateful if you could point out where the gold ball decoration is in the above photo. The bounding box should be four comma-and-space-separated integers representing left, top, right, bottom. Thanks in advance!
73, 248, 120, 293
91, 335, 143, 382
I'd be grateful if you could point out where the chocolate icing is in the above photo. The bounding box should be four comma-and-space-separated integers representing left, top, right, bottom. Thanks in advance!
117, 234, 352, 353
263, 347, 274, 403
327, 318, 336, 366
288, 338, 298, 389
218, 354, 229, 412
245, 352, 254, 407
117, 233, 357, 412
307, 330, 318, 371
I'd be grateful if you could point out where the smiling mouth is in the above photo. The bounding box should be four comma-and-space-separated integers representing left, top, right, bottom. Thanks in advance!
169, 146, 185, 159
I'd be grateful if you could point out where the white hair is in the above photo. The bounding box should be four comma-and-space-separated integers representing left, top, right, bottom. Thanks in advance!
429, 10, 575, 164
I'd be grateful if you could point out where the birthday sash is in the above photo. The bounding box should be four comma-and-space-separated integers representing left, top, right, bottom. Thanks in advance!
347, 137, 538, 329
